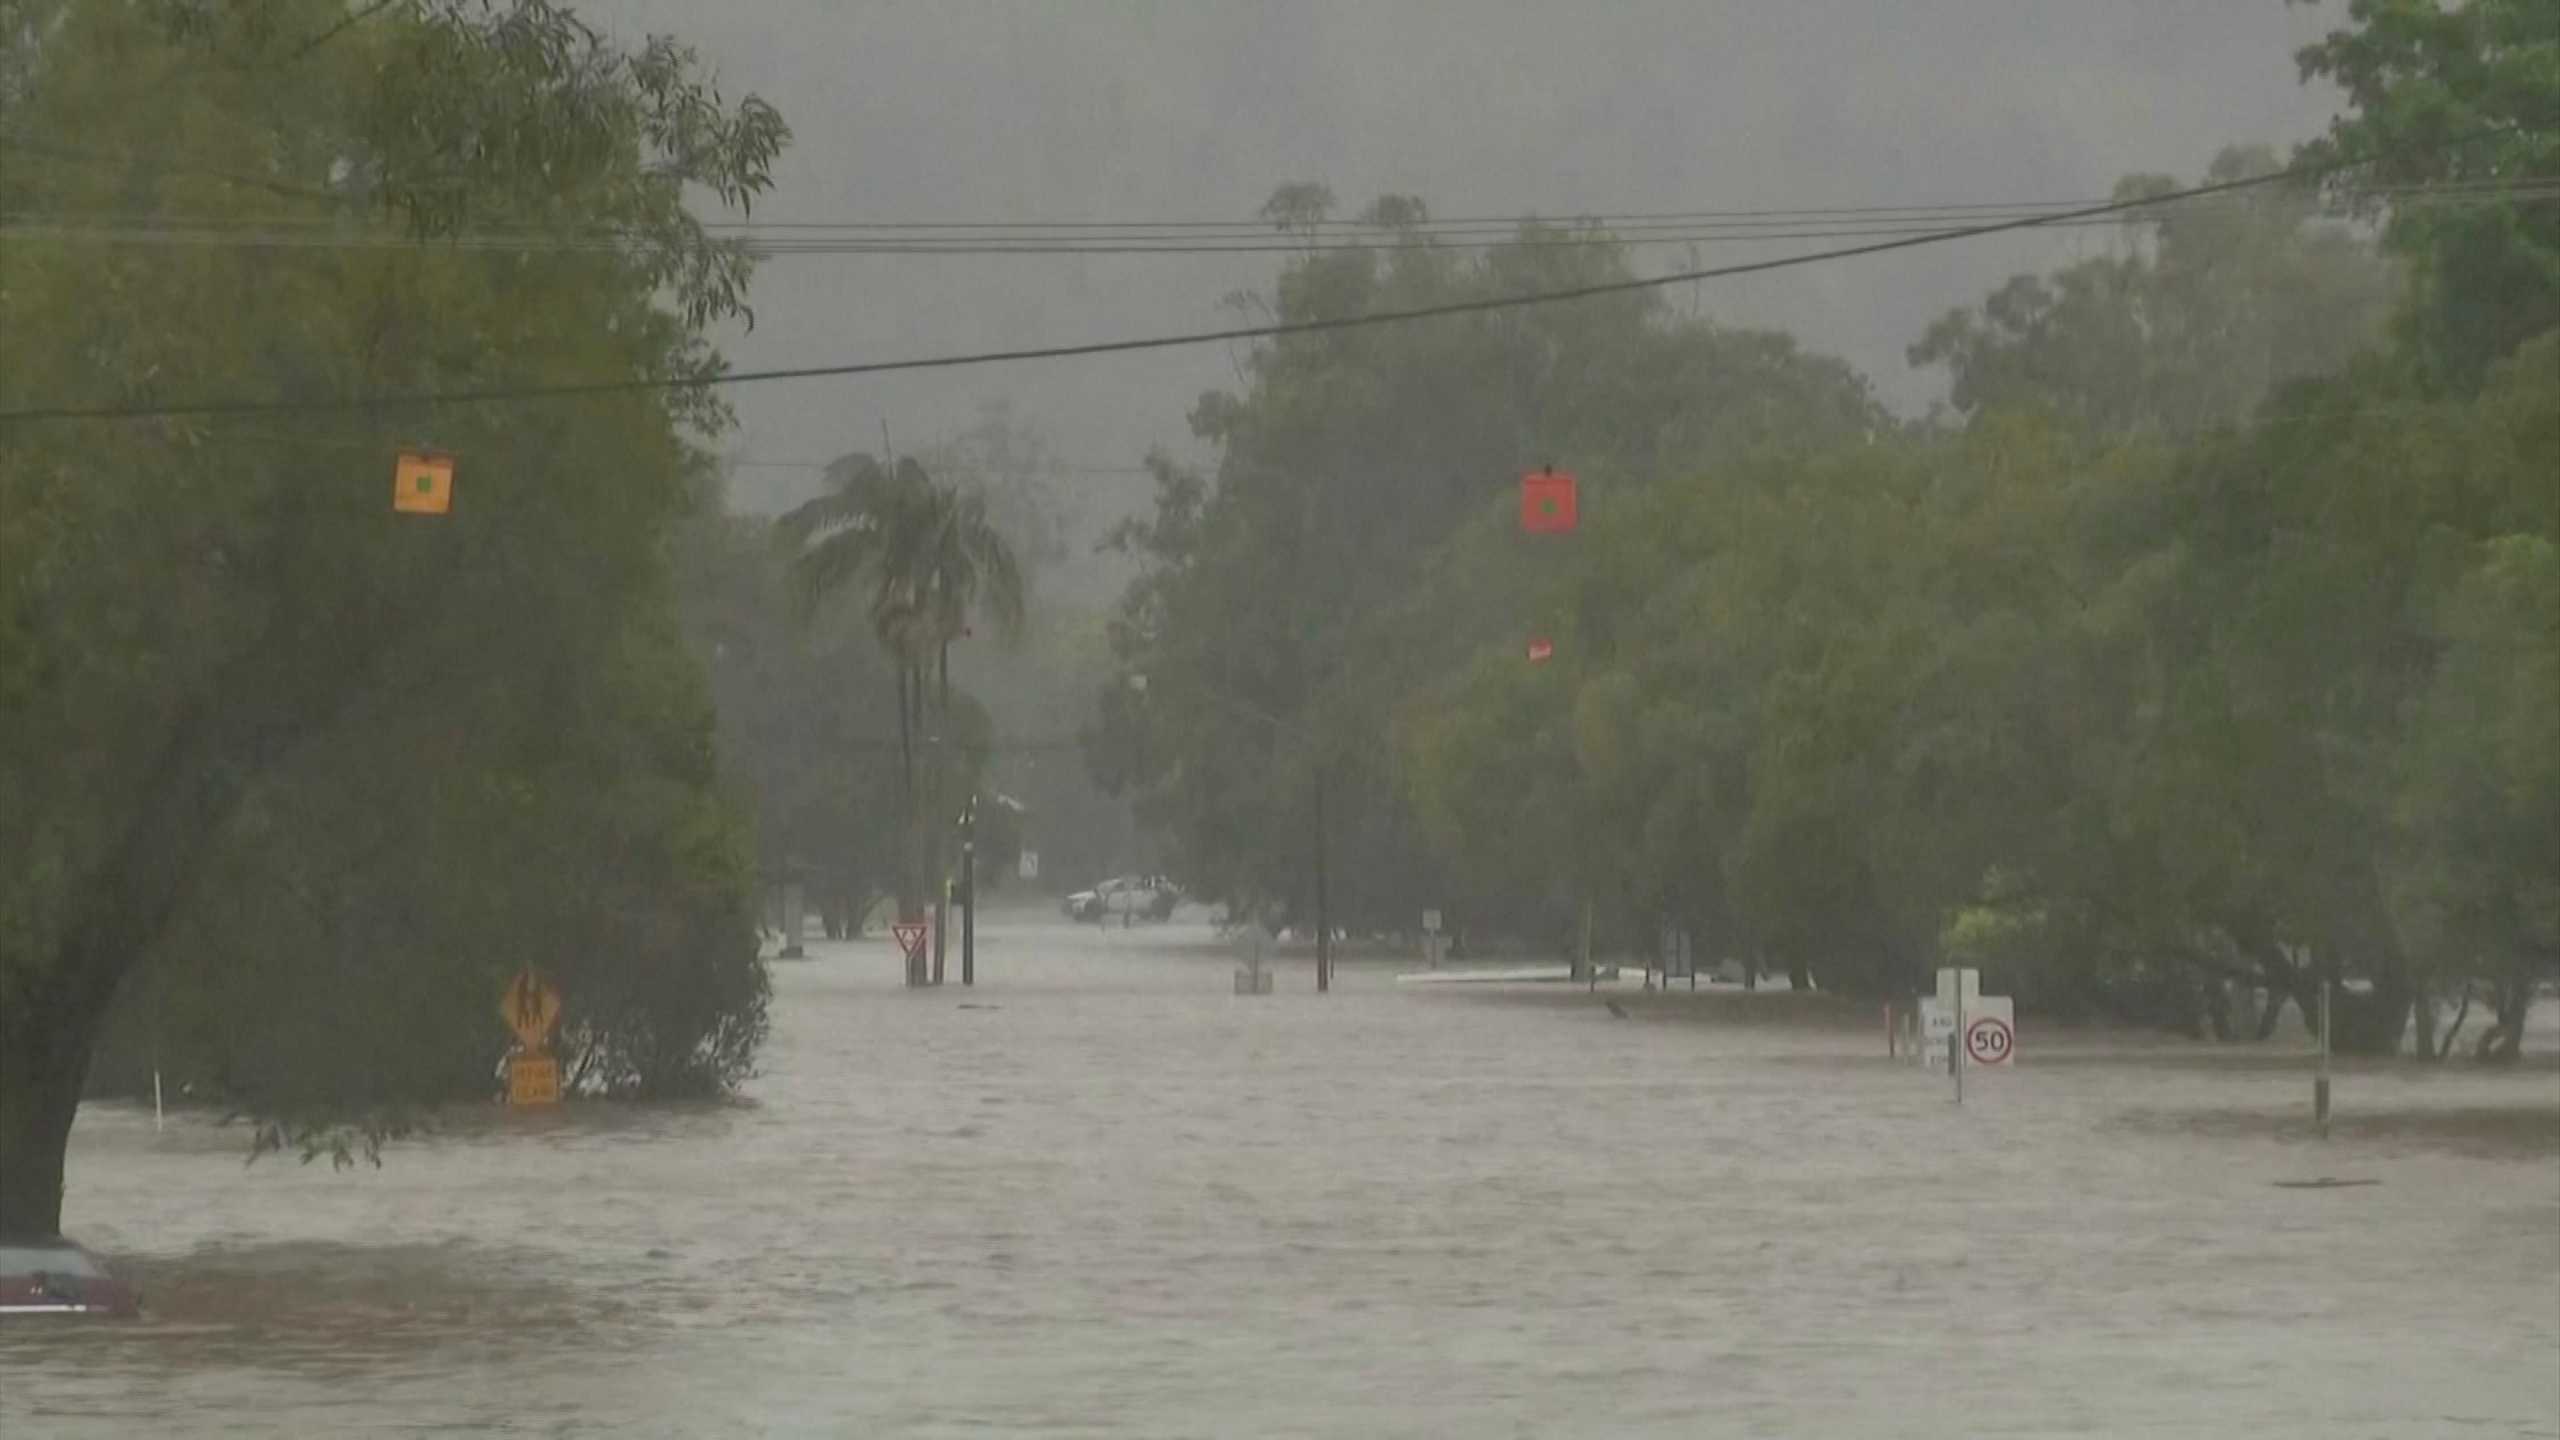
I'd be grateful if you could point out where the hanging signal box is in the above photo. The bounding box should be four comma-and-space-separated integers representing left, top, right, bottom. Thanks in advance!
1520, 468, 1577, 534
394, 448, 455, 515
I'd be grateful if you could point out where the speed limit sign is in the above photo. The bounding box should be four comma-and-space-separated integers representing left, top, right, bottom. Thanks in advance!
1964, 1015, 2015, 1067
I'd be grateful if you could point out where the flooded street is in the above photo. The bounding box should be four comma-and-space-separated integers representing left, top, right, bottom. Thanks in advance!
5, 915, 2556, 1438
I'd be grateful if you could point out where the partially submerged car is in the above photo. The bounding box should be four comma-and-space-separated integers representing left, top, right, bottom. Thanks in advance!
0, 1237, 141, 1318
1063, 874, 1180, 923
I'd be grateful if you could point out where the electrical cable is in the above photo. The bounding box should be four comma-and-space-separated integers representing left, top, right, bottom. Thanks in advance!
0, 128, 2526, 427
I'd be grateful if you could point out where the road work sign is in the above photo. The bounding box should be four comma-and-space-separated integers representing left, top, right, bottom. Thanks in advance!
500, 969, 563, 1106
507, 1053, 561, 1105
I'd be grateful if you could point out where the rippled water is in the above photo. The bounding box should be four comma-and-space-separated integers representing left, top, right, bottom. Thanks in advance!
6, 916, 2557, 1437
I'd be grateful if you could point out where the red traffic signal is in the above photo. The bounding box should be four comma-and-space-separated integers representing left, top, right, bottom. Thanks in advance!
1520, 469, 1577, 534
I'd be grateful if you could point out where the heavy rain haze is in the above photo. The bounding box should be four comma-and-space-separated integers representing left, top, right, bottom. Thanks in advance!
592, 0, 2353, 511
3, 2, 2555, 1436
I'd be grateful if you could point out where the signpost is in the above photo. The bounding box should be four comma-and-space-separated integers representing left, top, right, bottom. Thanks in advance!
1913, 968, 2016, 1103
1421, 909, 1446, 969
499, 968, 562, 1106
892, 921, 930, 985
1018, 849, 1040, 882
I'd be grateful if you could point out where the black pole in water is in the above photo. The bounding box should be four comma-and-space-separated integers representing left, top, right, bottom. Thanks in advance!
2315, 976, 2332, 1136
1314, 763, 1331, 994
961, 798, 977, 987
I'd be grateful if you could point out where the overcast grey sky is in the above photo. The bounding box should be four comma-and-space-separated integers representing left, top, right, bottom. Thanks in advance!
591, 1, 2351, 512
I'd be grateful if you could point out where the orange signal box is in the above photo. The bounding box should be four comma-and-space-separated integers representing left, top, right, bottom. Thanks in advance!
393, 449, 454, 515
1520, 469, 1576, 534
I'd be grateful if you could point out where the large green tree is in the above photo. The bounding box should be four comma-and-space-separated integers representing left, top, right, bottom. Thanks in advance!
1, 0, 785, 1234
1093, 194, 1887, 932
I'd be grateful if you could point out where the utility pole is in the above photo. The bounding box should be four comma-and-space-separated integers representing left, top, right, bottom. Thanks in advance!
961, 795, 977, 987
1314, 762, 1331, 993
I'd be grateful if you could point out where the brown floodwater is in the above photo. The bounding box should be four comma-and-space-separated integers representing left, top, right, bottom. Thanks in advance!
5, 916, 2556, 1437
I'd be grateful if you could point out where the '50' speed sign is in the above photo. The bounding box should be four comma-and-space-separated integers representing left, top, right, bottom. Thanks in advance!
1964, 1015, 2015, 1066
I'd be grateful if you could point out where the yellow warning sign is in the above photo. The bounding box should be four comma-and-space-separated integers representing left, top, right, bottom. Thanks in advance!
394, 449, 454, 515
500, 969, 561, 1050
506, 1053, 561, 1106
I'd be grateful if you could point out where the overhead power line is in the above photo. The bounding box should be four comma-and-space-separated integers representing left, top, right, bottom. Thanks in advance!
10, 175, 2542, 240
725, 456, 1160, 477
0, 129, 2521, 427
9, 179, 2550, 256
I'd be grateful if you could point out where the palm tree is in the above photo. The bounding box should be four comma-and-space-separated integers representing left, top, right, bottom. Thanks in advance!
779, 454, 1025, 929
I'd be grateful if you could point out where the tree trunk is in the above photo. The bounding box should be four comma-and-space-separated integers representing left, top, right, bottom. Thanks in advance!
2329, 972, 2413, 1056
1, 681, 306, 1235
933, 641, 952, 984
0, 965, 115, 1237
2477, 974, 2531, 1064
2433, 982, 2473, 1062
893, 662, 919, 924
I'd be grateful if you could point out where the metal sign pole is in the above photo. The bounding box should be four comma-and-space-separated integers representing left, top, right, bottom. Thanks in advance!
2315, 976, 2332, 1136
1952, 991, 1965, 1106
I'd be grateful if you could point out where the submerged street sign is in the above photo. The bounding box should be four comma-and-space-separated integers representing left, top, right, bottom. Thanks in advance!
499, 968, 563, 1107
892, 921, 930, 962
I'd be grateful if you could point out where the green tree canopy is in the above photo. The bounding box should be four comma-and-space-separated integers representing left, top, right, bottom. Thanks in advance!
2, 0, 786, 1233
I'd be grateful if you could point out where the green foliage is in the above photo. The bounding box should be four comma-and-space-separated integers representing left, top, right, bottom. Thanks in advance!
2294, 0, 2560, 387
1093, 191, 1888, 930
2, 0, 787, 1231
677, 506, 907, 927
1098, 11, 2554, 1042
1911, 146, 2400, 435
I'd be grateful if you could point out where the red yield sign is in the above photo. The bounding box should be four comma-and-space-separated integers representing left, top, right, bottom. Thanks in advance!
891, 921, 930, 963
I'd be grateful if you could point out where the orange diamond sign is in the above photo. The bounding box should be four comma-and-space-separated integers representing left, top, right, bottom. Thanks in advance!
500, 968, 561, 1050
394, 449, 454, 515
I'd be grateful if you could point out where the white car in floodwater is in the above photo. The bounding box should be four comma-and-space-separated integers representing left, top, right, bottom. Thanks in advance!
1063, 874, 1180, 923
